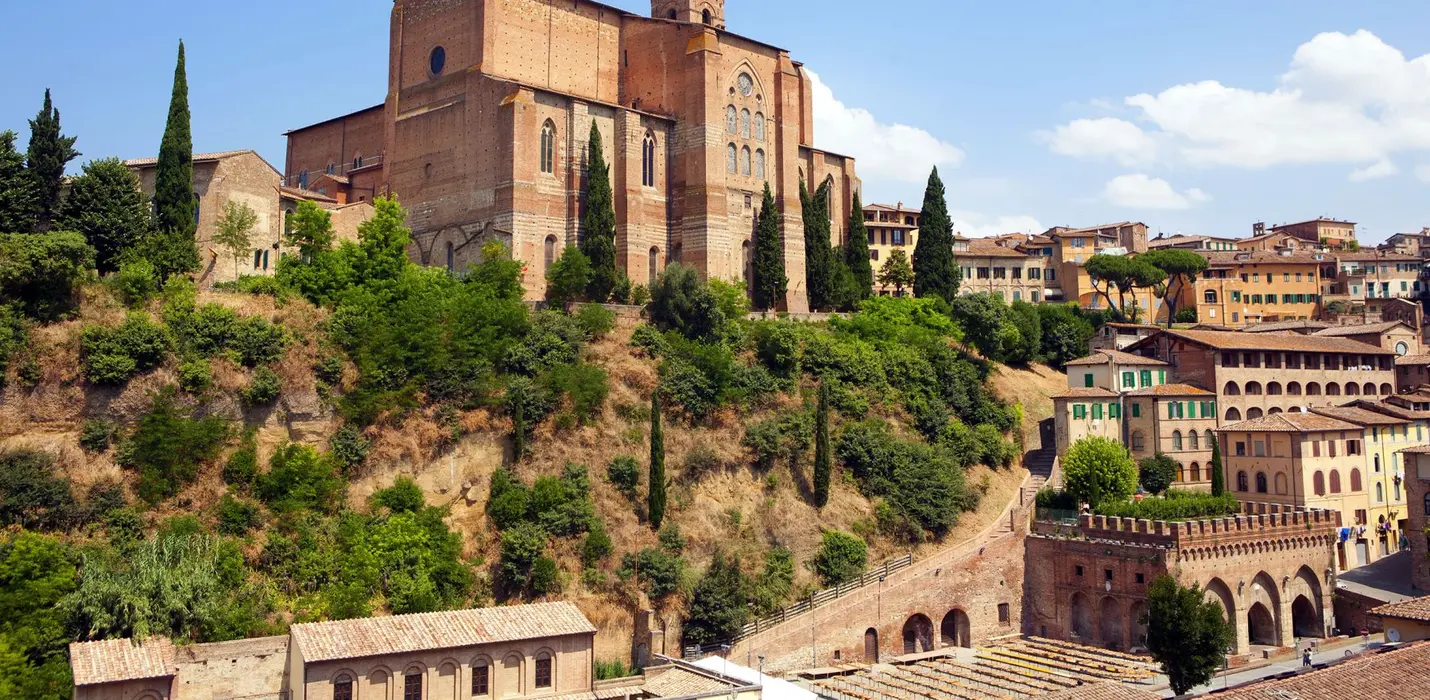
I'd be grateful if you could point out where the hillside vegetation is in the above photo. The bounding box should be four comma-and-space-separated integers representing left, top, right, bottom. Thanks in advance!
0, 199, 1081, 695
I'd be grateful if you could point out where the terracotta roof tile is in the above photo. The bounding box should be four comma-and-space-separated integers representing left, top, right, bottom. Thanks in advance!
69, 638, 176, 686
1201, 250, 1328, 266
279, 186, 338, 203
290, 602, 595, 663
1314, 321, 1413, 337
1243, 320, 1331, 333
1216, 641, 1430, 700
643, 667, 741, 697
1064, 349, 1168, 367
124, 149, 256, 168
1145, 329, 1393, 354
958, 239, 1032, 258
1038, 681, 1160, 700
1052, 387, 1120, 399
1333, 251, 1421, 262
1400, 444, 1430, 454
1395, 354, 1430, 366
1124, 383, 1215, 397
1217, 413, 1361, 433
1310, 406, 1410, 426
1371, 595, 1430, 623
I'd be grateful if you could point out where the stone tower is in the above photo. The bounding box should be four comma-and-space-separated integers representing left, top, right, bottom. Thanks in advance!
651, 0, 725, 29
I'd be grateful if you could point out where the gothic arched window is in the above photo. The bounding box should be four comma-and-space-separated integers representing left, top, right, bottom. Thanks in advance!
445, 241, 455, 272
740, 146, 751, 176
642, 132, 657, 188
702, 8, 712, 25
727, 143, 737, 174
726, 106, 737, 134
755, 112, 765, 141
649, 247, 660, 285
544, 235, 557, 270
540, 120, 556, 174
755, 149, 766, 180
1255, 472, 1268, 494
740, 109, 751, 138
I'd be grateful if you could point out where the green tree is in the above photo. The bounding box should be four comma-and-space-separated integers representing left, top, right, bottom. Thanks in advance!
648, 263, 725, 341
951, 292, 1012, 361
213, 201, 258, 280
25, 90, 80, 232
0, 232, 95, 321
57, 158, 154, 273
802, 179, 835, 310
1138, 453, 1178, 496
1063, 436, 1138, 508
1036, 304, 1095, 368
648, 390, 666, 531
0, 131, 37, 234
546, 245, 590, 310
813, 381, 831, 508
1140, 249, 1208, 328
353, 196, 412, 285
1085, 254, 1166, 323
282, 200, 334, 260
683, 551, 749, 647
1145, 575, 1234, 695
878, 248, 915, 296
579, 122, 618, 303
912, 167, 959, 301
149, 42, 200, 279
809, 530, 867, 587
843, 190, 873, 301
0, 531, 77, 700
1209, 438, 1225, 497
751, 183, 786, 311
1006, 301, 1043, 364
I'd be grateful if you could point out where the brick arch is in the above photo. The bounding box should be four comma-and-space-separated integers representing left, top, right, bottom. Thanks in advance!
1247, 571, 1283, 647
1099, 596, 1124, 649
940, 608, 971, 648
727, 61, 768, 103
1070, 592, 1093, 640
902, 613, 934, 654
1203, 577, 1236, 641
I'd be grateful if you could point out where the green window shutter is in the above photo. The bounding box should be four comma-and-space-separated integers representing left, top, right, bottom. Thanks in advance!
1073, 404, 1085, 419
1132, 403, 1141, 418
1141, 370, 1151, 387
1085, 373, 1095, 388
1110, 403, 1120, 418
1123, 372, 1135, 388
1167, 402, 1175, 419
1093, 404, 1103, 419
1211, 401, 1217, 417
1159, 370, 1166, 384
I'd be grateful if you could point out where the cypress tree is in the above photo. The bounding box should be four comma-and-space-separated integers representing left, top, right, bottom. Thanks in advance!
149, 41, 200, 279
25, 89, 80, 231
1209, 438, 1225, 497
580, 121, 618, 303
0, 130, 37, 234
648, 390, 667, 530
813, 381, 831, 508
801, 180, 834, 310
751, 183, 786, 311
912, 167, 960, 301
843, 190, 873, 302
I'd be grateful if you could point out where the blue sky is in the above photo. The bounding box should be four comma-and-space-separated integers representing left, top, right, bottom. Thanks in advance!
3, 1, 1429, 243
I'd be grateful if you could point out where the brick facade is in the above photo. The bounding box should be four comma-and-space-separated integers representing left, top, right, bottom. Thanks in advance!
1406, 451, 1430, 592
283, 0, 860, 311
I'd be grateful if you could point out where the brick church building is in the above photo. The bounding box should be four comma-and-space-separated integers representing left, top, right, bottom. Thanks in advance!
283, 0, 860, 311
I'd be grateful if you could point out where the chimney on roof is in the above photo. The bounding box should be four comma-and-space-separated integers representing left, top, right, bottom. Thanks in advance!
1253, 222, 1266, 236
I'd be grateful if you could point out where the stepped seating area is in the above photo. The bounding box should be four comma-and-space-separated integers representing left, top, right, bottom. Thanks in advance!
807, 637, 1156, 700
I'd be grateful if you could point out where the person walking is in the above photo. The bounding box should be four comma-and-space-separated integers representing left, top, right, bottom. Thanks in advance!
1302, 648, 1313, 669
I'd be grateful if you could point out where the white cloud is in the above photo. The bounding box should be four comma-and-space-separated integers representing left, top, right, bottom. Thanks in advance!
950, 210, 1045, 237
1349, 159, 1399, 181
807, 70, 965, 185
1045, 30, 1430, 178
1103, 174, 1210, 210
1416, 165, 1430, 184
1037, 118, 1158, 166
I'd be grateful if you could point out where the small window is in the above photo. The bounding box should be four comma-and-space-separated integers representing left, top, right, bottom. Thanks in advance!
1075, 565, 1084, 577
472, 662, 490, 696
430, 46, 447, 75
405, 672, 423, 700
535, 656, 553, 689
1104, 569, 1113, 582
334, 675, 354, 700
540, 121, 557, 174
703, 8, 713, 25
998, 603, 1011, 625
1135, 573, 1145, 584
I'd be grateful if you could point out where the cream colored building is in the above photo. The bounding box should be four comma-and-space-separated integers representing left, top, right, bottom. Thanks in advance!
954, 238, 1045, 303
863, 202, 919, 295
1125, 384, 1219, 491
1052, 349, 1171, 457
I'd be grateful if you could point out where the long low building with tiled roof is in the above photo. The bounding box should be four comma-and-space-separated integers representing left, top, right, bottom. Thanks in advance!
1215, 641, 1430, 700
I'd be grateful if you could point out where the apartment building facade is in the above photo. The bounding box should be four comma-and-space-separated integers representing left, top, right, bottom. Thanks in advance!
1124, 384, 1219, 491
1402, 447, 1430, 591
953, 238, 1045, 302
1270, 218, 1357, 249
1312, 405, 1424, 562
862, 202, 920, 295
1322, 251, 1423, 317
1181, 251, 1324, 328
1051, 349, 1169, 456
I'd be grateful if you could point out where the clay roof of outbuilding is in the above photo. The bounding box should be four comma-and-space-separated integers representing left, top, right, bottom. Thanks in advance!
1124, 383, 1215, 397
643, 666, 743, 697
1217, 412, 1361, 433
1333, 251, 1420, 262
1064, 349, 1168, 367
1395, 354, 1430, 366
123, 149, 254, 168
290, 602, 595, 663
279, 186, 338, 204
68, 637, 176, 686
1200, 250, 1326, 266
1037, 681, 1160, 700
1310, 406, 1409, 426
1243, 319, 1331, 333
959, 239, 1032, 258
1134, 329, 1392, 354
1313, 321, 1414, 337
1051, 387, 1119, 399
1400, 444, 1430, 454
1215, 641, 1430, 700
1371, 595, 1430, 623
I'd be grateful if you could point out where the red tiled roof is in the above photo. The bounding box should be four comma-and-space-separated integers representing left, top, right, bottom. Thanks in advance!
69, 638, 176, 686
290, 602, 595, 663
1216, 641, 1430, 700
1201, 250, 1326, 266
1310, 406, 1409, 426
1333, 251, 1420, 262
279, 186, 338, 203
1064, 349, 1168, 367
1124, 383, 1215, 397
1038, 681, 1159, 700
1052, 387, 1119, 399
1314, 321, 1414, 337
1371, 595, 1430, 623
1395, 354, 1430, 366
958, 239, 1032, 258
123, 149, 255, 168
1217, 413, 1360, 433
1243, 320, 1331, 333
1141, 329, 1393, 354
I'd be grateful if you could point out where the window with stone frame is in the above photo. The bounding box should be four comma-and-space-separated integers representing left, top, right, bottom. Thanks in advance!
726, 144, 737, 174
540, 121, 556, 174
726, 105, 737, 134
755, 149, 765, 180
642, 132, 657, 188
755, 112, 766, 141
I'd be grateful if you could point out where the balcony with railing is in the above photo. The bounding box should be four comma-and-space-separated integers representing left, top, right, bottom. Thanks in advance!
282, 155, 384, 189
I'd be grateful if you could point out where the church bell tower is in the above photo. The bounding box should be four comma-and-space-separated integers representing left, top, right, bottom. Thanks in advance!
651, 0, 725, 30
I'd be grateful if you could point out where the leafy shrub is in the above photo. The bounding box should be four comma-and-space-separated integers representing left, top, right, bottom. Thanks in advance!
230, 317, 287, 367
79, 419, 114, 453
81, 313, 170, 384
618, 546, 684, 600
255, 444, 345, 514
631, 284, 651, 307
487, 468, 531, 531
0, 231, 94, 321
529, 464, 596, 537
498, 522, 547, 595
314, 355, 345, 385
216, 494, 262, 535
168, 303, 237, 357
530, 556, 562, 595
611, 275, 634, 305
606, 456, 640, 497
595, 660, 633, 681
1095, 490, 1240, 521
0, 305, 28, 383
835, 420, 974, 539
743, 411, 814, 470
1175, 307, 1199, 323
574, 303, 616, 339
630, 324, 666, 357
753, 322, 801, 378
683, 551, 750, 647
752, 547, 796, 616
216, 275, 287, 298
1139, 453, 1178, 495
582, 521, 614, 567
243, 367, 281, 406
706, 278, 751, 321
504, 311, 584, 377
223, 432, 259, 489
1035, 488, 1077, 510
370, 476, 425, 514
112, 258, 159, 307
0, 450, 78, 530
177, 358, 212, 394
328, 424, 371, 474
119, 392, 230, 503
1063, 436, 1138, 508
541, 362, 609, 425
809, 530, 867, 587
648, 264, 725, 342
682, 444, 723, 482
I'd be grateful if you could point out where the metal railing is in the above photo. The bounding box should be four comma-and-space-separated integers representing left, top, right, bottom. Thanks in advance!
282, 156, 384, 188
723, 554, 914, 646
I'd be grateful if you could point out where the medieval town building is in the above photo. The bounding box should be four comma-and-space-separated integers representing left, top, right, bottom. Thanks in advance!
282, 0, 859, 311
